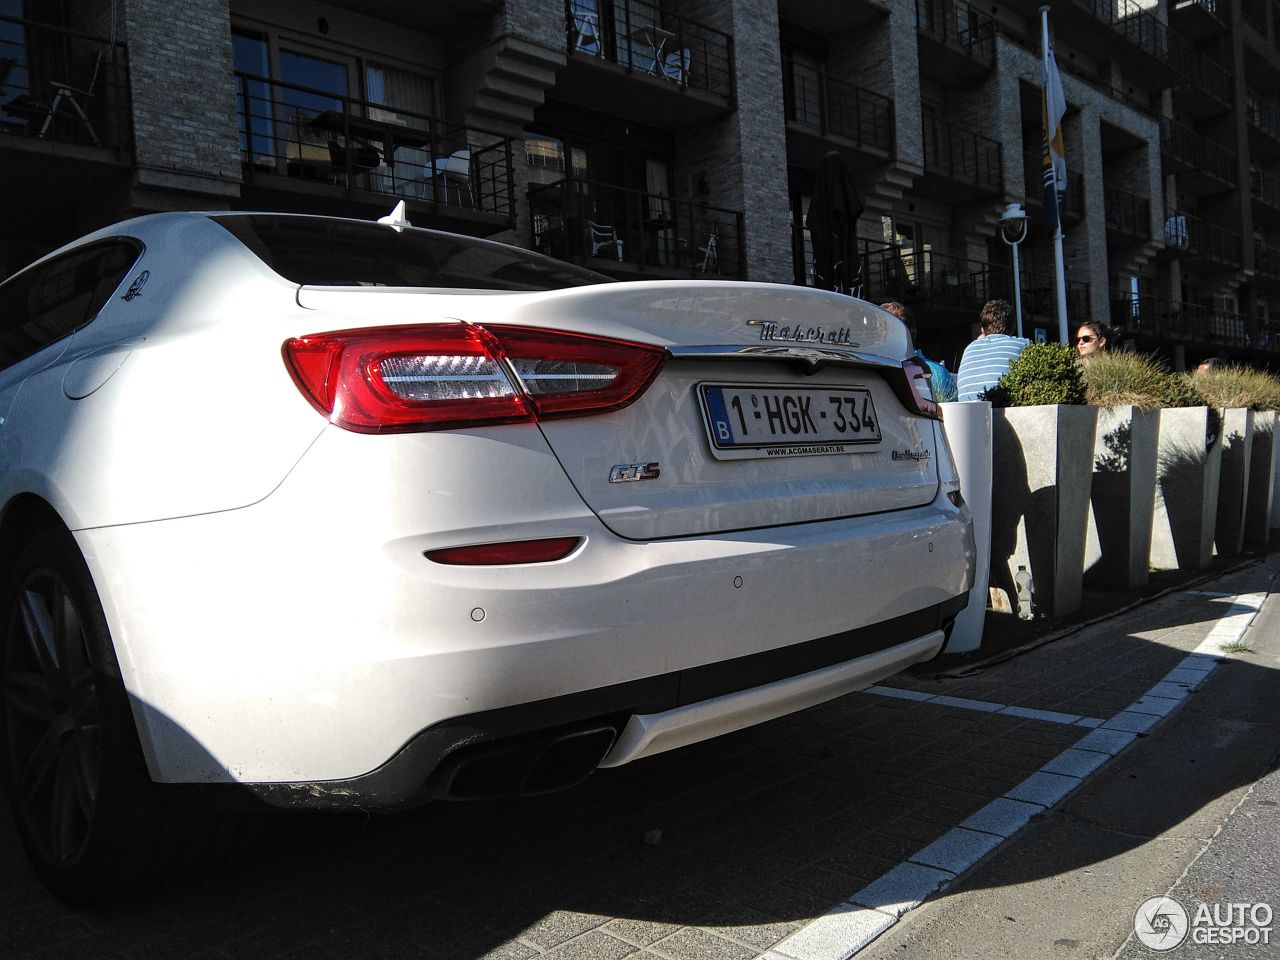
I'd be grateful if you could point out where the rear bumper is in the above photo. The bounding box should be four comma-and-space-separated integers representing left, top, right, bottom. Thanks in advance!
75, 426, 974, 789
247, 594, 963, 811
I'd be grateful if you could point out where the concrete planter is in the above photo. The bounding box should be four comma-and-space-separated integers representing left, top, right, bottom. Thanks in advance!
1214, 408, 1253, 557
1246, 411, 1277, 546
1151, 407, 1223, 570
1084, 405, 1159, 590
991, 405, 1098, 618
939, 401, 992, 654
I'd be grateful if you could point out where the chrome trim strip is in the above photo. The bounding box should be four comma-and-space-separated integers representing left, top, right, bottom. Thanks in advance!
668, 344, 903, 369
598, 631, 946, 768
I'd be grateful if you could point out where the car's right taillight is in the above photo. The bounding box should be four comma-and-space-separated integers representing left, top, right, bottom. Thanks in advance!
283, 322, 667, 434
900, 356, 941, 420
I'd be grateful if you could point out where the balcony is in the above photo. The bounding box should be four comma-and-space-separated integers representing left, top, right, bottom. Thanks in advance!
1023, 152, 1085, 221
1103, 185, 1152, 240
1159, 118, 1237, 194
528, 176, 744, 279
1252, 169, 1280, 225
235, 72, 515, 234
1171, 0, 1228, 41
1247, 92, 1280, 159
862, 246, 1007, 316
1162, 208, 1243, 270
1174, 52, 1233, 118
1256, 238, 1280, 280
1116, 297, 1272, 352
562, 0, 733, 127
915, 0, 995, 81
0, 14, 130, 154
782, 57, 893, 168
918, 114, 1002, 201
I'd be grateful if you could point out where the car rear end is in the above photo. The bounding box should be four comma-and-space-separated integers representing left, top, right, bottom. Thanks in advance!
75, 217, 974, 808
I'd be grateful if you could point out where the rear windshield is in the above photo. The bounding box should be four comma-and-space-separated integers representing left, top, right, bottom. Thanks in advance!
212, 215, 609, 292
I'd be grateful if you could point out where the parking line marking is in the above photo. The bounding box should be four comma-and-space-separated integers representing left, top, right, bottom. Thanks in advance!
863, 687, 1102, 728
769, 572, 1275, 960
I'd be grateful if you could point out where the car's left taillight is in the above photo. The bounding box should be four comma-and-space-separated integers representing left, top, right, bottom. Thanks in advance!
283, 322, 668, 434
901, 356, 941, 421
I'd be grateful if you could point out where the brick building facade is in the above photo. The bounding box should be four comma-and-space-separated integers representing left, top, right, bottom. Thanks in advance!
1, 0, 1277, 369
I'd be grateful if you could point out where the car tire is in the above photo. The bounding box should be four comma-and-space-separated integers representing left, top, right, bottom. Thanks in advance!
0, 528, 202, 903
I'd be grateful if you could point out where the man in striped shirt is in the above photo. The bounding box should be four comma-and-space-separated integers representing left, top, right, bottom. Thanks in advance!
956, 299, 1029, 402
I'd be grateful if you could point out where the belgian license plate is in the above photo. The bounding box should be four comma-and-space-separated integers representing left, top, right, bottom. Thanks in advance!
698, 383, 882, 459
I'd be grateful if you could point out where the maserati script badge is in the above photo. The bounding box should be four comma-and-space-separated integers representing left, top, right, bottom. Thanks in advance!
746, 319, 858, 347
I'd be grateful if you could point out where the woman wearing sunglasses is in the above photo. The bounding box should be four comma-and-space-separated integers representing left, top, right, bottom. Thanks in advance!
1074, 320, 1110, 359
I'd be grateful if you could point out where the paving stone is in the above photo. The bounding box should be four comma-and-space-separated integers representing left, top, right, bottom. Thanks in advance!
908, 827, 1005, 875
601, 918, 684, 948
541, 930, 638, 960
1074, 727, 1139, 756
768, 903, 896, 960
1125, 694, 1183, 717
519, 910, 612, 950
959, 797, 1044, 838
850, 862, 954, 917
648, 927, 756, 960
1005, 771, 1081, 807
1102, 710, 1162, 734
1039, 748, 1112, 779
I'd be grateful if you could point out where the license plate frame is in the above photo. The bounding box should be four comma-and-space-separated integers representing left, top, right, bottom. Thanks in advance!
697, 382, 883, 461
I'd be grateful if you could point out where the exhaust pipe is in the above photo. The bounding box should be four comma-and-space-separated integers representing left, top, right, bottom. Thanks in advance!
428, 722, 620, 800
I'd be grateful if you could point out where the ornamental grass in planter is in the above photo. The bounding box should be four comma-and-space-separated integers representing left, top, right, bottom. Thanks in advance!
1150, 374, 1220, 570
1184, 366, 1276, 556
1080, 352, 1162, 589
985, 344, 1096, 618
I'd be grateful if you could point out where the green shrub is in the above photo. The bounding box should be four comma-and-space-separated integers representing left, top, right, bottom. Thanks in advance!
1082, 351, 1169, 409
988, 343, 1086, 407
1160, 372, 1207, 409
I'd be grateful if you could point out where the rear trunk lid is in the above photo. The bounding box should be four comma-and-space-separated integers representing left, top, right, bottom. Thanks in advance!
297, 281, 940, 540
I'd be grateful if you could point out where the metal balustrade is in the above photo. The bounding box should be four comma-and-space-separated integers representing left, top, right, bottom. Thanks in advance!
1116, 297, 1272, 351
915, 0, 995, 62
235, 72, 515, 221
0, 14, 130, 151
1163, 208, 1242, 266
564, 0, 733, 100
1160, 118, 1238, 185
1023, 151, 1085, 218
1071, 0, 1192, 68
782, 57, 894, 152
1255, 239, 1280, 279
528, 175, 744, 278
1252, 169, 1280, 209
921, 113, 1002, 191
1104, 185, 1152, 237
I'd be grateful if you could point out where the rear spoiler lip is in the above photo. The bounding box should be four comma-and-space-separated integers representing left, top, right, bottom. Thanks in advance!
667, 344, 902, 372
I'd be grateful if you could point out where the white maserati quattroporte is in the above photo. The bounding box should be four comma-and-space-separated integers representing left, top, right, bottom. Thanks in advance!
0, 211, 973, 900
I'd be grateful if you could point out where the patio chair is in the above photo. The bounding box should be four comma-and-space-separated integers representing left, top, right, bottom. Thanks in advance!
428, 149, 474, 206
661, 47, 691, 86
38, 45, 111, 145
327, 139, 383, 186
589, 221, 624, 260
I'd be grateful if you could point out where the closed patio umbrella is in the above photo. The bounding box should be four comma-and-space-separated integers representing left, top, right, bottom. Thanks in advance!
808, 150, 864, 296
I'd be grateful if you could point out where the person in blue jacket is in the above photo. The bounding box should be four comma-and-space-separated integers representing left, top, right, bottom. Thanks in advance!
880, 301, 958, 403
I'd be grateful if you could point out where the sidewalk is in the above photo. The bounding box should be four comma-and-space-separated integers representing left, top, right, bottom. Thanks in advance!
1, 557, 1277, 960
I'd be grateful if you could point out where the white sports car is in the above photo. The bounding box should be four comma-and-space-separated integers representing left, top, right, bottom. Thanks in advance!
0, 211, 973, 901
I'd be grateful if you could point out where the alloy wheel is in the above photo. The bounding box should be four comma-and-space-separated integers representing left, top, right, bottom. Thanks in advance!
2, 566, 102, 866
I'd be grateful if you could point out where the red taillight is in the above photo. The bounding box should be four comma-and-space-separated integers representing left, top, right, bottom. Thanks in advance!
283, 323, 667, 434
426, 537, 582, 565
902, 356, 941, 421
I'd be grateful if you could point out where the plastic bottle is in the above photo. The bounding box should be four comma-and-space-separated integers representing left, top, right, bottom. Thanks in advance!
1014, 565, 1035, 620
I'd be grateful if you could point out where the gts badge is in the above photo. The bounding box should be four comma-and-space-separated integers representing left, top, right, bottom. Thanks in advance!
609, 462, 661, 483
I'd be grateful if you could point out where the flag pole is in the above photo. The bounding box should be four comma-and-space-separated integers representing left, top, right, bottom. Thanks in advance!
1041, 5, 1069, 344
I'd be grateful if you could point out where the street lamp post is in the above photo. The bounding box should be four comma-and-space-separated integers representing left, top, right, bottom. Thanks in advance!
999, 202, 1030, 339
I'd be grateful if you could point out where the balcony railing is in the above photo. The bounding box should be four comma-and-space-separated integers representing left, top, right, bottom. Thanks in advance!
235, 72, 514, 221
0, 14, 130, 151
1253, 169, 1280, 208
1104, 185, 1152, 237
1163, 207, 1243, 266
1174, 0, 1219, 12
1071, 0, 1192, 69
1023, 152, 1085, 218
922, 114, 1002, 190
863, 246, 1007, 312
1116, 297, 1273, 351
528, 176, 744, 278
915, 0, 995, 63
1026, 273, 1093, 325
782, 58, 894, 153
1160, 119, 1238, 185
1183, 52, 1233, 105
1247, 91, 1280, 142
1256, 239, 1280, 279
565, 0, 733, 101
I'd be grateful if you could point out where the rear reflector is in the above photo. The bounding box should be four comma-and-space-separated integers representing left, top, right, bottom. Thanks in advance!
284, 323, 666, 433
426, 537, 582, 565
